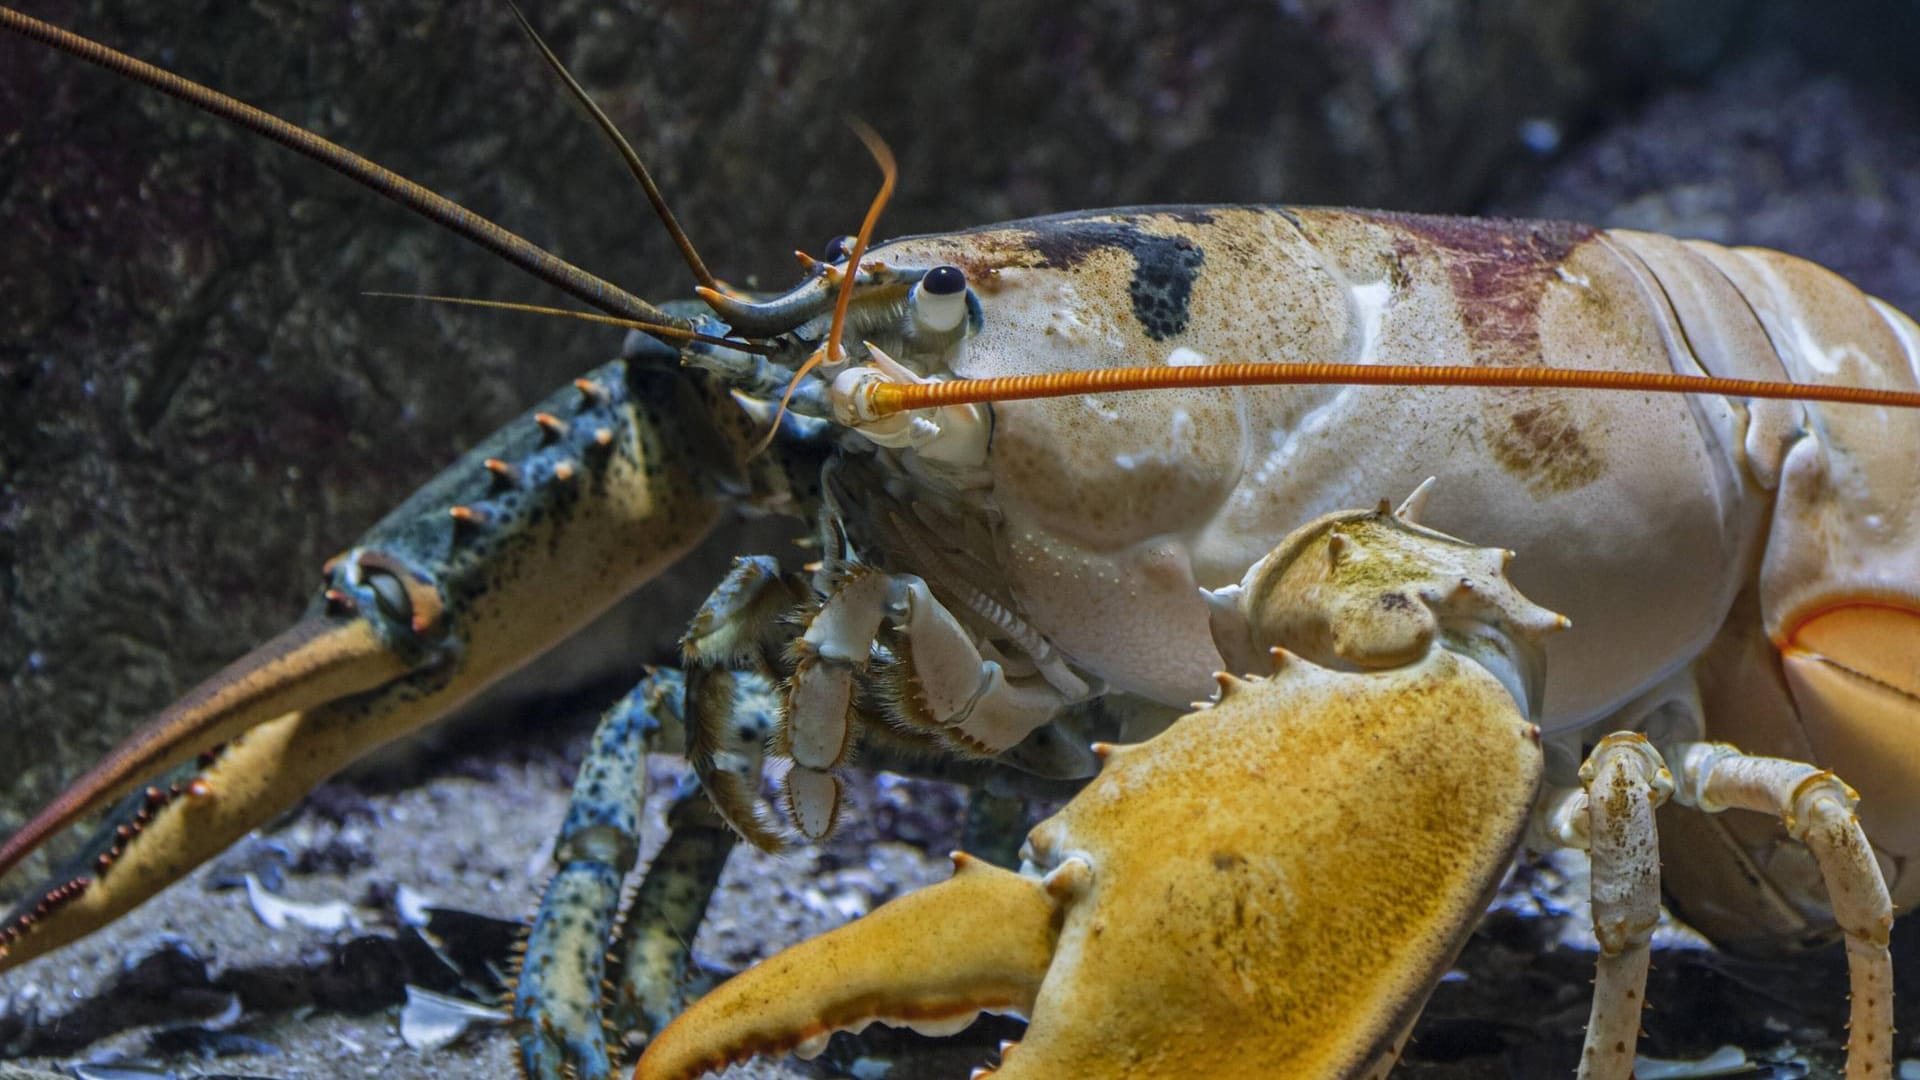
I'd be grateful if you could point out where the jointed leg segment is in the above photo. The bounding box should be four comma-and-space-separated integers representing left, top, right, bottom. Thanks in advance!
513, 669, 762, 1080
1540, 736, 1893, 1080
1672, 743, 1895, 1080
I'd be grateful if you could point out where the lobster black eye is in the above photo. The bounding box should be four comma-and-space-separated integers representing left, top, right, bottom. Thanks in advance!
822, 235, 855, 262
910, 265, 970, 334
923, 265, 966, 295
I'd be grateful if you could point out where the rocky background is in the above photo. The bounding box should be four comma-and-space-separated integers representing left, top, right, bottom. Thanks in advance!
2, 0, 1919, 1076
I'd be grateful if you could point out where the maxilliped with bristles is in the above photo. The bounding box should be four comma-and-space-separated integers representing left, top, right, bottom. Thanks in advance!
8, 6, 1920, 1080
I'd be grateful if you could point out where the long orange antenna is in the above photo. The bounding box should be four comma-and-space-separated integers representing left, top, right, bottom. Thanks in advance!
753, 123, 899, 455
867, 361, 1920, 417
0, 6, 688, 332
363, 293, 774, 354
825, 121, 899, 364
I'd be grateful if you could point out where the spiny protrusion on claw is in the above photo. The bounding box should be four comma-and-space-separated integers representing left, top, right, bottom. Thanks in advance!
21, 745, 216, 930
1040, 856, 1092, 902
1327, 530, 1350, 569
1, 872, 93, 954
535, 412, 570, 440
484, 458, 519, 487
1212, 670, 1249, 702
1395, 475, 1438, 523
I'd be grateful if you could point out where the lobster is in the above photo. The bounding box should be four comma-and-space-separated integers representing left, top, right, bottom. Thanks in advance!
4, 5, 1920, 1079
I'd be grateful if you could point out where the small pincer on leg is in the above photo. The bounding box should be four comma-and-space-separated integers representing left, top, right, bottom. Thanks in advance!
515, 670, 680, 1080
607, 782, 740, 1048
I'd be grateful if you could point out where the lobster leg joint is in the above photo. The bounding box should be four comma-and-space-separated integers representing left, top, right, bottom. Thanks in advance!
1570, 733, 1672, 1080
1670, 742, 1895, 1080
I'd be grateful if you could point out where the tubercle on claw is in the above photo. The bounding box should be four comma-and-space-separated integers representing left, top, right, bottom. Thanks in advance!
0, 774, 198, 951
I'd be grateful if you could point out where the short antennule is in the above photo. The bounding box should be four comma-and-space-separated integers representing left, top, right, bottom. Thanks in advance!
0, 6, 689, 334
363, 292, 776, 354
749, 122, 899, 456
698, 276, 841, 337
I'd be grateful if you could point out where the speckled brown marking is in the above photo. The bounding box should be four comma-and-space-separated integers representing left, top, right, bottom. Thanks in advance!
1379, 211, 1597, 367
1489, 399, 1603, 495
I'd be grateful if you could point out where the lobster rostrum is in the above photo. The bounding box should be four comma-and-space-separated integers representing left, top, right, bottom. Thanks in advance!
5, 6, 1920, 1079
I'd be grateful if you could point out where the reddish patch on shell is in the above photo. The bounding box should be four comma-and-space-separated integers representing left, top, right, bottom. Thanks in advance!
1380, 211, 1597, 367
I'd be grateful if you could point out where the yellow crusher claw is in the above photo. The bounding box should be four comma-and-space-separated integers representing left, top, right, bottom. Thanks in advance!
639, 506, 1895, 1080
4, 6, 1920, 1079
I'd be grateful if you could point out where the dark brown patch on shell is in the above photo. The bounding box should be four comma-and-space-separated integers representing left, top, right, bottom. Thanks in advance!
997, 211, 1211, 340
1379, 211, 1597, 367
1490, 399, 1603, 495
895, 207, 1222, 318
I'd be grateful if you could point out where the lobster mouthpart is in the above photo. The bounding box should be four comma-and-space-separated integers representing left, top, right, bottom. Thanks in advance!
638, 646, 1546, 1079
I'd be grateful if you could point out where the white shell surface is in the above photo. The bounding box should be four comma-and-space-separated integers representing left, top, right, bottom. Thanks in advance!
863, 206, 1914, 730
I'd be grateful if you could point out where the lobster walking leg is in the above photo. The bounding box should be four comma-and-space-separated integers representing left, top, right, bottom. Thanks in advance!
1670, 743, 1895, 1080
1535, 736, 1673, 1080
608, 780, 739, 1049
514, 671, 677, 1080
1537, 732, 1894, 1080
0, 362, 735, 973
514, 668, 752, 1080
